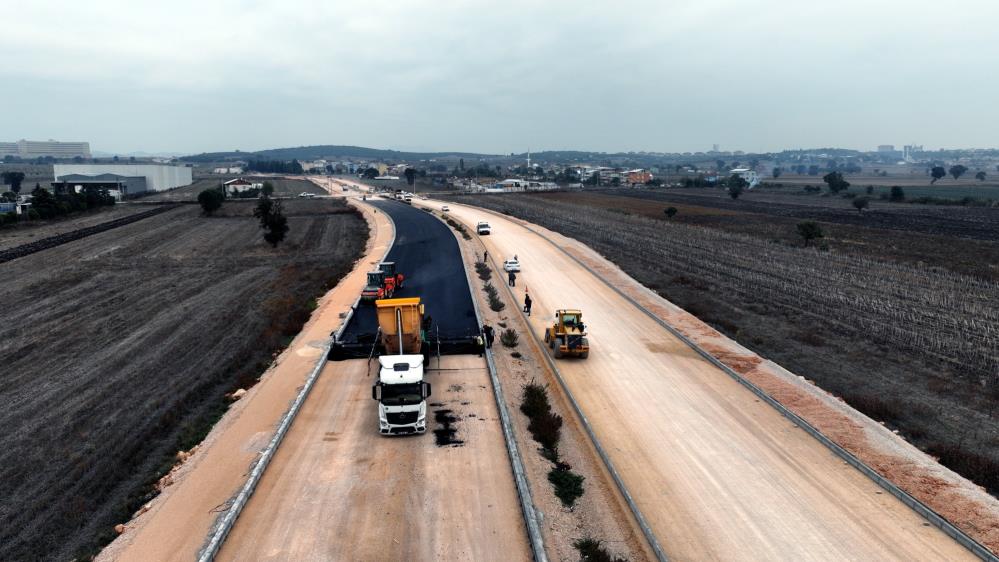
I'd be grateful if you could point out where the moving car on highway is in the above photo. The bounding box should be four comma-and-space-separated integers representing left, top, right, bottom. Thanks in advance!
477, 221, 491, 235
503, 258, 520, 272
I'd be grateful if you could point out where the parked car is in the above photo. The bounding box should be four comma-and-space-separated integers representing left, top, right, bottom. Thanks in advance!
503, 259, 520, 272
298, 192, 316, 198
441, 205, 450, 212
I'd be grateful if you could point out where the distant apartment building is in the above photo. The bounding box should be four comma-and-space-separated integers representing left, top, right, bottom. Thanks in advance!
903, 144, 923, 163
877, 145, 895, 153
1, 139, 92, 159
53, 163, 192, 194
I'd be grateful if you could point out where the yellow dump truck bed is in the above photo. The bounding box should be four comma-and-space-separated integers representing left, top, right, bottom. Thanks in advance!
375, 297, 424, 354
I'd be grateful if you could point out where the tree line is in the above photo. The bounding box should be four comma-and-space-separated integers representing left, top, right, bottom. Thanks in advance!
245, 159, 304, 174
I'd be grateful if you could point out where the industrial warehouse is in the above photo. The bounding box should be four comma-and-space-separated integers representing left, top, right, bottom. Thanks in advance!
51, 163, 193, 198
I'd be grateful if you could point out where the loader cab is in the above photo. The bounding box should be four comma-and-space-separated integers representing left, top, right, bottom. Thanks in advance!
545, 309, 590, 359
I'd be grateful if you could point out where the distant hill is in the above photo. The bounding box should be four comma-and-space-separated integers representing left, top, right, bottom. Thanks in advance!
180, 145, 497, 163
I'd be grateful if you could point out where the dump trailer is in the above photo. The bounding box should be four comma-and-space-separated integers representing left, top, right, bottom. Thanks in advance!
544, 309, 590, 359
371, 297, 432, 435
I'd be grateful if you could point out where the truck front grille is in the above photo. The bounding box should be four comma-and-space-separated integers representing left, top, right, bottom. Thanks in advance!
387, 411, 419, 425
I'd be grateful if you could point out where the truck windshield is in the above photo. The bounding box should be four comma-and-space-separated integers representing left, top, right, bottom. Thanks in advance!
381, 383, 422, 406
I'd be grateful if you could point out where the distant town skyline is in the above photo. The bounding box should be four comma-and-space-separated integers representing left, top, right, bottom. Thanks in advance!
4, 0, 998, 156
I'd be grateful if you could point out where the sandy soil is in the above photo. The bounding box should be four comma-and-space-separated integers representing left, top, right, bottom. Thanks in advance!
96, 197, 391, 561
437, 200, 978, 561
218, 357, 529, 561
437, 202, 652, 562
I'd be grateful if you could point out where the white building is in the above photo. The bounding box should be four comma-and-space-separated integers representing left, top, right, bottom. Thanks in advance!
1, 139, 91, 159
53, 163, 192, 192
223, 178, 263, 194
729, 168, 760, 188
495, 179, 558, 192
213, 166, 244, 174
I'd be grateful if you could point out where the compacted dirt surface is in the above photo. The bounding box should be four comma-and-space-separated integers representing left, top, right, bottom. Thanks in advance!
438, 200, 981, 561
218, 356, 529, 561
427, 198, 652, 562
1, 196, 366, 560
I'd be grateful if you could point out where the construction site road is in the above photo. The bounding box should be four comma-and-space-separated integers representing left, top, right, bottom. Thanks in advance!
337, 198, 479, 349
435, 199, 975, 561
217, 356, 530, 561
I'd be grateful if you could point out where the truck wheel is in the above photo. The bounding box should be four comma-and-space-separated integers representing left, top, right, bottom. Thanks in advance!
553, 339, 563, 359
580, 350, 589, 359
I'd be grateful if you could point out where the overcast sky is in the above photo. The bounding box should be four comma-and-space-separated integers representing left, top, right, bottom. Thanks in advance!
4, 0, 998, 155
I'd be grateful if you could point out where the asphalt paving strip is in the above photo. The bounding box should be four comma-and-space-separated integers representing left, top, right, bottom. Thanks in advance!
332, 199, 480, 358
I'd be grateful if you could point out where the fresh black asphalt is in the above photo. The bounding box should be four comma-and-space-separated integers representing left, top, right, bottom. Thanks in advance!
331, 199, 479, 358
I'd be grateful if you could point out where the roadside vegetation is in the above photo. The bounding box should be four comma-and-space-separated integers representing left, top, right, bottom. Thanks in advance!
574, 538, 629, 562
520, 382, 586, 508
1, 184, 116, 227
445, 216, 472, 240
452, 192, 999, 497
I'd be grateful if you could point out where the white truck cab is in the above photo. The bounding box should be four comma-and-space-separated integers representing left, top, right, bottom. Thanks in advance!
372, 354, 431, 435
476, 221, 491, 235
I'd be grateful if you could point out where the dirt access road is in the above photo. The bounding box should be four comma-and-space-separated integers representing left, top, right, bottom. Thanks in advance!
219, 356, 529, 561
434, 200, 974, 561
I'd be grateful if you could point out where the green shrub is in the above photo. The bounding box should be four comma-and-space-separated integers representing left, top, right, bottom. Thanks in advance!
548, 467, 584, 507
500, 328, 519, 347
520, 383, 551, 419
530, 411, 563, 452
573, 538, 628, 562
475, 261, 492, 281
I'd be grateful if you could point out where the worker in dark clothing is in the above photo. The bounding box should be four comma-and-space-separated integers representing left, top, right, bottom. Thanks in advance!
523, 294, 532, 316
482, 324, 495, 348
483, 250, 488, 262
508, 271, 516, 287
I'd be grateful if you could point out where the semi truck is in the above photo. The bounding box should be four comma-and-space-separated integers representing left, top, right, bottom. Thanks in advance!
371, 297, 432, 435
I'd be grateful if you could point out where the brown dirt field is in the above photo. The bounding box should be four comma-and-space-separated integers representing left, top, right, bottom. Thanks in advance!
0, 203, 156, 252
0, 199, 367, 560
529, 190, 999, 280
97, 196, 391, 562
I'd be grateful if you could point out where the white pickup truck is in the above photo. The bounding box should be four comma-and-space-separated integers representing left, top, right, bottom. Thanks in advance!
476, 221, 491, 235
